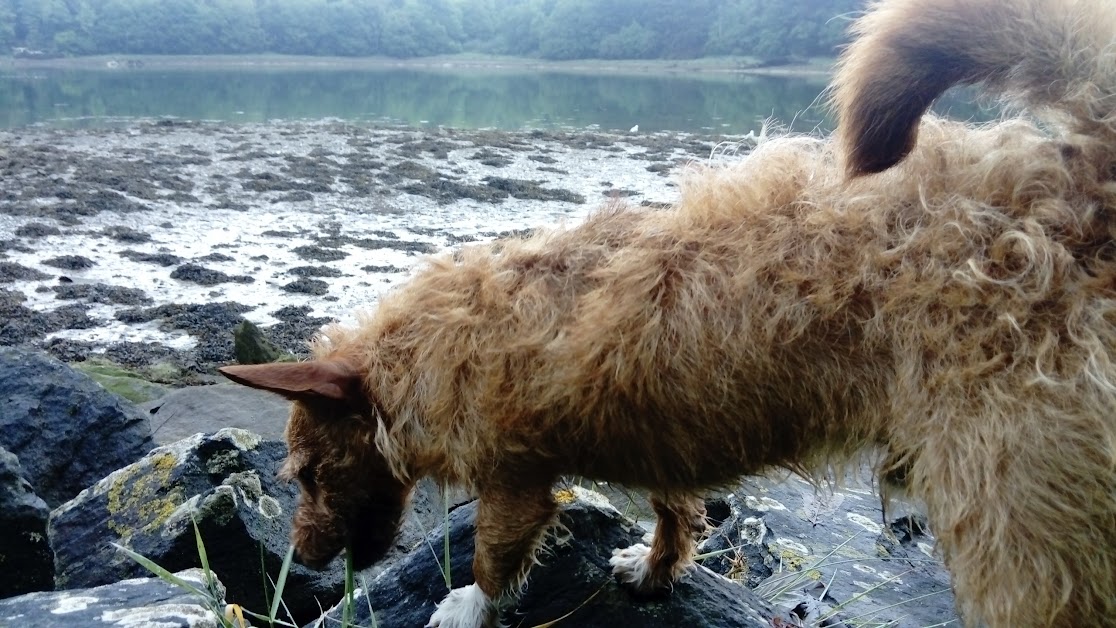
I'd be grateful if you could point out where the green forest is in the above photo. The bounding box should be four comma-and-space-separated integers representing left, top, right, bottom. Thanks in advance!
1, 0, 863, 62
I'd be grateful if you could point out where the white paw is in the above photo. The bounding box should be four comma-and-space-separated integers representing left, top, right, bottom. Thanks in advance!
609, 543, 656, 589
426, 584, 495, 628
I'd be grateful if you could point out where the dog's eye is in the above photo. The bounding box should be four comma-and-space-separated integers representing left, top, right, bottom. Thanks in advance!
297, 466, 317, 490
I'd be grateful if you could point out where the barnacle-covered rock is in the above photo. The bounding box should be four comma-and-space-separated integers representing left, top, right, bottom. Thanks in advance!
48, 428, 341, 624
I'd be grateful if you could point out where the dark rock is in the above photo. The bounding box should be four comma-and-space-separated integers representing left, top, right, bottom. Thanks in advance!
470, 148, 512, 167
118, 250, 184, 267
291, 245, 347, 262
213, 197, 250, 211
116, 302, 255, 364
103, 342, 188, 371
239, 171, 300, 192
483, 176, 586, 204
261, 229, 302, 239
0, 288, 26, 307
362, 264, 406, 274
0, 446, 52, 597
698, 494, 774, 588
447, 233, 479, 245
394, 138, 458, 160
274, 190, 314, 203
40, 337, 95, 363
0, 568, 224, 627
264, 306, 334, 356
281, 277, 329, 295
41, 255, 96, 270
44, 303, 98, 332
196, 252, 234, 263
318, 487, 777, 628
141, 384, 290, 445
81, 189, 151, 214
400, 178, 508, 205
14, 222, 61, 238
0, 261, 50, 283
162, 191, 201, 204
170, 263, 254, 286
353, 237, 436, 254
51, 282, 152, 306
0, 238, 34, 253
537, 165, 571, 175
0, 300, 97, 346
49, 429, 342, 625
233, 319, 286, 365
102, 226, 152, 243
0, 347, 154, 508
289, 265, 343, 278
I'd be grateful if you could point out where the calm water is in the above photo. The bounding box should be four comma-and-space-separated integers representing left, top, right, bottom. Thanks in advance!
0, 66, 993, 133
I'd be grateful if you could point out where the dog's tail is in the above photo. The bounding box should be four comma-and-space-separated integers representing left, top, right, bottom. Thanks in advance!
833, 0, 1116, 177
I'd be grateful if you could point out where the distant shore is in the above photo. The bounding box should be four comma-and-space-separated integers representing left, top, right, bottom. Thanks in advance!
1, 53, 834, 77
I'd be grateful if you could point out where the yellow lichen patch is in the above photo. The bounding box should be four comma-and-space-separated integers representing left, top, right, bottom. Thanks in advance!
219, 428, 261, 451
553, 488, 578, 504
777, 548, 809, 571
106, 452, 185, 539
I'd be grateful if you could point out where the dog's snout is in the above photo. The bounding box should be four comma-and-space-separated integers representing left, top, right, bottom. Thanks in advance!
291, 545, 336, 571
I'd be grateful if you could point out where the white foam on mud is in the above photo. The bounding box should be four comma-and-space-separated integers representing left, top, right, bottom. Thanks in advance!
0, 120, 734, 351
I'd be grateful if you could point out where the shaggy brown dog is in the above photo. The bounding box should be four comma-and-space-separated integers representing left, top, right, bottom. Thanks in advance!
220, 0, 1116, 625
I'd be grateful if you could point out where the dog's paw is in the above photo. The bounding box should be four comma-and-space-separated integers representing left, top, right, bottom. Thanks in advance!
426, 584, 496, 628
610, 543, 660, 592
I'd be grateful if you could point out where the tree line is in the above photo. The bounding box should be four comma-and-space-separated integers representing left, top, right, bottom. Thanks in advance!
1, 0, 863, 62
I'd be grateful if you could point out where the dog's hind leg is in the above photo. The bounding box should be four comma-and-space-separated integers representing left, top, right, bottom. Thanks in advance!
610, 492, 707, 594
907, 393, 1116, 627
428, 484, 557, 628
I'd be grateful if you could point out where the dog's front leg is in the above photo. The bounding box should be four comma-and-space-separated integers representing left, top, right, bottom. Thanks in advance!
610, 492, 707, 594
427, 485, 557, 628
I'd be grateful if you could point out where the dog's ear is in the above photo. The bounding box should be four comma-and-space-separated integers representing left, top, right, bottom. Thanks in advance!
219, 360, 361, 401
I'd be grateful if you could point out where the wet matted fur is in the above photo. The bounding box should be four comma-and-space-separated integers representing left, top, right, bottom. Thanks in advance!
221, 0, 1116, 625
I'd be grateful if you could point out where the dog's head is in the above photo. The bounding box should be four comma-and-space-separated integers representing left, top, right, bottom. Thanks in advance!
220, 360, 410, 570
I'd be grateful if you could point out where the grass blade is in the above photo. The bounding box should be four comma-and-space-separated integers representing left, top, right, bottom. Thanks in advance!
342, 549, 355, 628
360, 575, 379, 628
190, 515, 221, 600
442, 482, 452, 589
270, 544, 296, 623
259, 543, 273, 626
111, 542, 208, 599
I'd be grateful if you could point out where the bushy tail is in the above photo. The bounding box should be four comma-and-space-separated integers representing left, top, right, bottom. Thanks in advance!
832, 0, 1116, 177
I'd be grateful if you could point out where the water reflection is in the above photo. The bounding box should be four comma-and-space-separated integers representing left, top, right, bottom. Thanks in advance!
0, 67, 997, 133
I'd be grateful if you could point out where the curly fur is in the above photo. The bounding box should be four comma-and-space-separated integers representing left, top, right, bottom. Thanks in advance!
221, 0, 1116, 625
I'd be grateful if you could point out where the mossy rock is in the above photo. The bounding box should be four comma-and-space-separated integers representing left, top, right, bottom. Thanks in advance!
74, 359, 169, 404
233, 320, 293, 365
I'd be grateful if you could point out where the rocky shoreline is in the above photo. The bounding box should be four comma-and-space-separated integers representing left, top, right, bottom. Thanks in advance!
0, 346, 958, 627
0, 119, 724, 387
0, 121, 962, 626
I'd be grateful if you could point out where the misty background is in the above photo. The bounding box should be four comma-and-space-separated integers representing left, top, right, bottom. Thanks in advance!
1, 0, 862, 62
